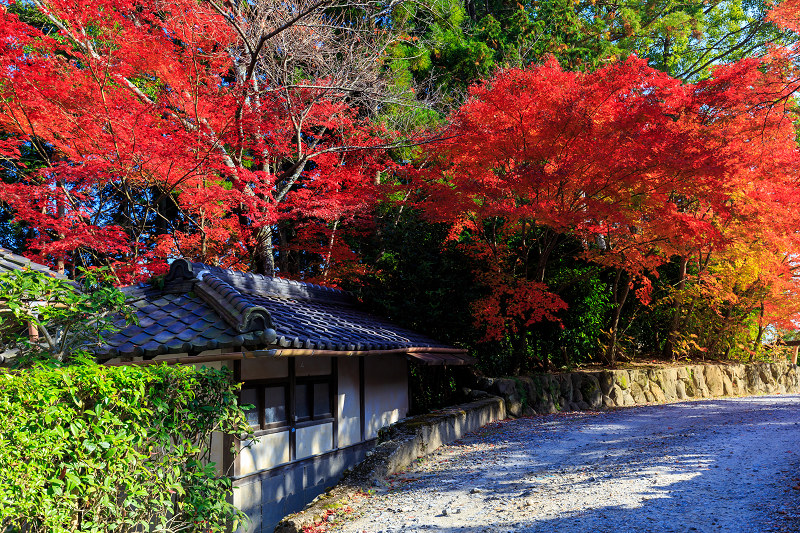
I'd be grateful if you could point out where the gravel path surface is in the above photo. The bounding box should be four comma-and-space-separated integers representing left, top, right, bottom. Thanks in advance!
329, 395, 800, 533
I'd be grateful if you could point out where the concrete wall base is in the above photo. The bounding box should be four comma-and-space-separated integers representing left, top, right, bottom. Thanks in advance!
273, 396, 506, 533
235, 440, 375, 533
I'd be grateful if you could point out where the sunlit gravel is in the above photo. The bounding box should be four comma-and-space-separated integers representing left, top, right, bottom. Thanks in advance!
327, 395, 800, 533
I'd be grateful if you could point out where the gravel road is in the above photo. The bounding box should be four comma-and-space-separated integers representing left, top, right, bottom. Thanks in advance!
329, 395, 800, 533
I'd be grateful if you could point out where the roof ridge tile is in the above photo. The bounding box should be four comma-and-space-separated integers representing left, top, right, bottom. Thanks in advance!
183, 261, 356, 305
93, 257, 455, 362
194, 273, 274, 333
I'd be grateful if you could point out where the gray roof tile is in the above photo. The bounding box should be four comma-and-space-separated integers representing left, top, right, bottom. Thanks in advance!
98, 258, 460, 360
0, 248, 68, 279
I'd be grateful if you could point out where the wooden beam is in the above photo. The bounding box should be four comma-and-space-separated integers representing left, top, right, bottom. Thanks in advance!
332, 357, 339, 450
105, 346, 470, 366
289, 358, 296, 462
27, 321, 39, 343
359, 356, 365, 442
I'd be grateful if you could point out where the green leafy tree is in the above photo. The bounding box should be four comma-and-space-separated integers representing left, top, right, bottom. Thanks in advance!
0, 268, 251, 532
344, 206, 480, 347
387, 0, 791, 108
0, 268, 135, 367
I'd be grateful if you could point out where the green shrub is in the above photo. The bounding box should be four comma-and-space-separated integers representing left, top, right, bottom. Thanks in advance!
0, 362, 251, 532
0, 267, 136, 367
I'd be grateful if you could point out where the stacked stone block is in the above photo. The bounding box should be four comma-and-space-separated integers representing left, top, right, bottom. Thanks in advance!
478, 362, 800, 417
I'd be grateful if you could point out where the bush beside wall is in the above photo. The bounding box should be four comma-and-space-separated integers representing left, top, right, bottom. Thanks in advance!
0, 363, 249, 533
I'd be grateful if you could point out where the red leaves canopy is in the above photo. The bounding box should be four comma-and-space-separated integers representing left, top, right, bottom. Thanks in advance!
424, 56, 800, 341
0, 0, 388, 282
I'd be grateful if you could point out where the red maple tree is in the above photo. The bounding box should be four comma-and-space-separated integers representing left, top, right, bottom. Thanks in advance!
0, 0, 394, 283
422, 55, 800, 367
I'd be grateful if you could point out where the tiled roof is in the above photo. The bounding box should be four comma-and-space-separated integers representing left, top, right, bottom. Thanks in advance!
0, 248, 67, 278
99, 259, 458, 359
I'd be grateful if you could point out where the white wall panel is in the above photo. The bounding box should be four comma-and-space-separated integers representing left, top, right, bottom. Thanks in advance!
240, 357, 288, 380
295, 356, 331, 377
296, 423, 334, 459
337, 357, 361, 447
238, 431, 290, 474
364, 355, 408, 440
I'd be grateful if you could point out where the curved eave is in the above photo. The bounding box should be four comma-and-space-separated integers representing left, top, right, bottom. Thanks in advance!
106, 346, 474, 367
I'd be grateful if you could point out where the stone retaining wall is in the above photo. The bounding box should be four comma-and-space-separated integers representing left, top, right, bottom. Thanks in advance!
476, 361, 800, 417
274, 396, 506, 532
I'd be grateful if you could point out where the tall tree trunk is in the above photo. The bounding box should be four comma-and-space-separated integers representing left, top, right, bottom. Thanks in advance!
753, 301, 765, 354
534, 230, 559, 283
464, 0, 476, 21
278, 224, 291, 274
662, 255, 688, 360
511, 329, 528, 376
200, 212, 208, 259
322, 219, 339, 280
57, 180, 66, 275
663, 36, 672, 73
707, 306, 733, 357
607, 270, 631, 368
253, 225, 276, 276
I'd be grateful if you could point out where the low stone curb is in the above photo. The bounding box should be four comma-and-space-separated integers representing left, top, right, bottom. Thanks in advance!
273, 396, 506, 533
478, 361, 800, 417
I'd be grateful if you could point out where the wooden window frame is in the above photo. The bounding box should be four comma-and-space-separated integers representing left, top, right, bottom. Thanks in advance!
294, 375, 334, 424
232, 358, 344, 476
240, 378, 291, 435
240, 365, 335, 438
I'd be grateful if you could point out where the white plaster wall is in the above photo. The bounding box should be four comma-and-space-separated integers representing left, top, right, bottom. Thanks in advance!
208, 431, 226, 476
295, 356, 331, 376
194, 349, 223, 357
240, 357, 288, 380
296, 423, 334, 459
337, 357, 361, 447
238, 430, 291, 474
192, 361, 232, 475
364, 355, 408, 440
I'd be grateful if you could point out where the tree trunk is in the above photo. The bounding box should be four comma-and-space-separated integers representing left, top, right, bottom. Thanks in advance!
252, 225, 276, 276
607, 270, 631, 368
322, 219, 339, 280
752, 301, 765, 354
464, 0, 476, 21
707, 306, 733, 357
57, 180, 66, 275
662, 255, 688, 360
534, 230, 559, 283
510, 330, 528, 376
278, 224, 291, 275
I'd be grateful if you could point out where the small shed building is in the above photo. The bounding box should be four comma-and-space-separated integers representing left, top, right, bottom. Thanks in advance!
94, 259, 472, 531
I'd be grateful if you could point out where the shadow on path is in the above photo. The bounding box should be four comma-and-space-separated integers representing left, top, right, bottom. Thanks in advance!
339, 396, 800, 533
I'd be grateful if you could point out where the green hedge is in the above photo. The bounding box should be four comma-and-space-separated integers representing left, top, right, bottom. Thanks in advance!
0, 362, 250, 532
